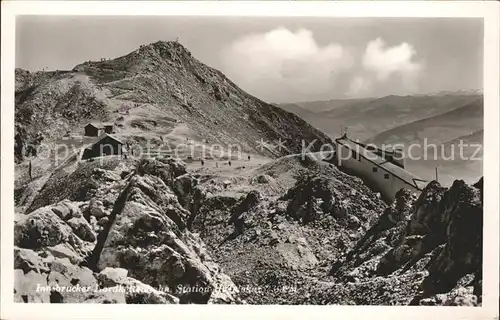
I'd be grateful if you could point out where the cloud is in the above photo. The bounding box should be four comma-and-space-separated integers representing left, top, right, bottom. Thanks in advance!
221, 32, 424, 101
362, 38, 423, 87
221, 27, 353, 102
347, 76, 372, 97
342, 38, 424, 98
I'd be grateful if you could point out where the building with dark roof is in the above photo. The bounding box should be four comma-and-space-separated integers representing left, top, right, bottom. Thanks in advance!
84, 122, 114, 137
334, 134, 427, 202
81, 133, 125, 160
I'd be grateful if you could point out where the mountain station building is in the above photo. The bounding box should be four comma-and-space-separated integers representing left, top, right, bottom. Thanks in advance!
84, 122, 115, 137
334, 133, 428, 202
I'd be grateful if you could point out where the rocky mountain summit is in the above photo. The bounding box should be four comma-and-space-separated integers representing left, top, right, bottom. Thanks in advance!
15, 41, 331, 162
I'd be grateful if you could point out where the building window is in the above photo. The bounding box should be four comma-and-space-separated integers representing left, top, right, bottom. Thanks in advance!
372, 167, 378, 173
384, 173, 390, 179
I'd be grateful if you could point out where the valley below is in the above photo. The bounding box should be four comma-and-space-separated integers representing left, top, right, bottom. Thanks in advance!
280, 92, 483, 187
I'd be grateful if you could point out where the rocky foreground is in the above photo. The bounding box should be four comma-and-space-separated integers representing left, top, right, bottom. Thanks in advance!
15, 157, 240, 303
14, 155, 483, 305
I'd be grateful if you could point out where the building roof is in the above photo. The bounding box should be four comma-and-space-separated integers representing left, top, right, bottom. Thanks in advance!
83, 133, 124, 150
85, 121, 114, 129
353, 141, 401, 155
335, 136, 427, 190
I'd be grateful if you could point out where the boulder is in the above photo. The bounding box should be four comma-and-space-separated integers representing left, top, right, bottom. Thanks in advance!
275, 242, 318, 270
50, 200, 81, 221
46, 243, 82, 263
228, 190, 260, 225
67, 216, 96, 242
93, 168, 121, 182
45, 257, 125, 303
89, 198, 107, 219
98, 267, 179, 304
97, 216, 110, 227
420, 286, 479, 306
173, 173, 198, 202
98, 267, 129, 286
14, 247, 50, 274
136, 158, 186, 186
255, 174, 272, 184
14, 207, 79, 251
51, 204, 71, 221
283, 174, 385, 225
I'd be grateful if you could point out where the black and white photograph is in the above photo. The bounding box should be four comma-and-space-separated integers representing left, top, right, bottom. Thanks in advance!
1, 1, 499, 319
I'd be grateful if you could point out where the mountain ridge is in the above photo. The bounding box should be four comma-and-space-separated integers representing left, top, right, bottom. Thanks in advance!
279, 93, 483, 141
15, 40, 332, 163
367, 98, 483, 147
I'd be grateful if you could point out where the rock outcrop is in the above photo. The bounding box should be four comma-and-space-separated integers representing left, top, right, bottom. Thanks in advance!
187, 156, 393, 304
14, 158, 240, 304
282, 173, 385, 225
324, 178, 483, 306
14, 150, 484, 305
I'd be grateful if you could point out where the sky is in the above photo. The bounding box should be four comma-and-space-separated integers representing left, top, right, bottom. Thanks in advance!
16, 16, 483, 103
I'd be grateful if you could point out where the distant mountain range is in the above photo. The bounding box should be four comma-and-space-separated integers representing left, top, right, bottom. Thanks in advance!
367, 97, 483, 147
280, 93, 483, 141
414, 89, 482, 97
279, 92, 483, 186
